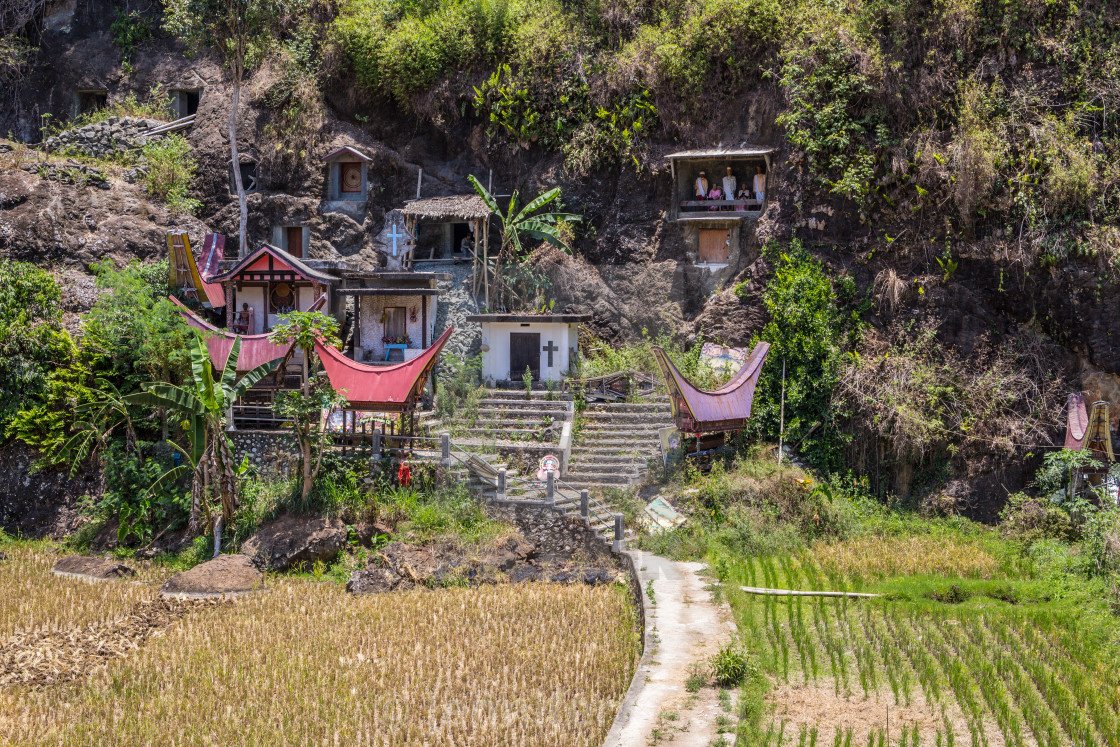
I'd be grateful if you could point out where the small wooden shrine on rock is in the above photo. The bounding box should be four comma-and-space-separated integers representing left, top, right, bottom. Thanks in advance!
666, 146, 775, 269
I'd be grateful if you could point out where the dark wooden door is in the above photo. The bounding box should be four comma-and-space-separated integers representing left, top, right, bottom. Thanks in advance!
509, 333, 540, 382
285, 226, 304, 257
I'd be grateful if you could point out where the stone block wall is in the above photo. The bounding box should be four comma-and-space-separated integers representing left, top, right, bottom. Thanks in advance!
229, 430, 299, 479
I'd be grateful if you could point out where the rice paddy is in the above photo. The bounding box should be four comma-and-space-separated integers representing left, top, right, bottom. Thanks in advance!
0, 545, 640, 746
722, 541, 1120, 746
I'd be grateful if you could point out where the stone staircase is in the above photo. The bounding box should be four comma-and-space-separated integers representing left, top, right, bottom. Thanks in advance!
565, 397, 674, 492
423, 389, 572, 446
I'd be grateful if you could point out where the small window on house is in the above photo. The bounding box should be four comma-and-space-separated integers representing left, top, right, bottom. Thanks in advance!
270, 282, 296, 315
171, 89, 201, 118
383, 306, 407, 341
284, 226, 305, 258
230, 160, 258, 195
76, 90, 108, 116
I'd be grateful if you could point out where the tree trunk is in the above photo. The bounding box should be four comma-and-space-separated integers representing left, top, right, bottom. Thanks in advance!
228, 72, 248, 257
301, 435, 313, 502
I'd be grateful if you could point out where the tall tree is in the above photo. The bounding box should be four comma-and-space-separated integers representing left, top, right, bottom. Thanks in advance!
269, 310, 342, 502
163, 0, 294, 255
467, 175, 579, 309
131, 332, 278, 532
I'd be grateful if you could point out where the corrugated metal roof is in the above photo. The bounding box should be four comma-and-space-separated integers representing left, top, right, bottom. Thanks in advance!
666, 146, 776, 159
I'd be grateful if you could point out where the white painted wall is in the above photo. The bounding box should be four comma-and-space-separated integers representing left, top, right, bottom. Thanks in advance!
478, 321, 578, 382
356, 294, 436, 362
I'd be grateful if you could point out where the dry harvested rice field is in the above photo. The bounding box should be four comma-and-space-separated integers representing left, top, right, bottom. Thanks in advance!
721, 535, 1120, 746
0, 545, 640, 746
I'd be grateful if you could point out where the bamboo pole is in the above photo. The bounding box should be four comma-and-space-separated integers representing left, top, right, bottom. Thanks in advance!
738, 586, 880, 598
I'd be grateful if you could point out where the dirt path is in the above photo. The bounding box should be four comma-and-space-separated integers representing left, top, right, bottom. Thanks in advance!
605, 551, 737, 746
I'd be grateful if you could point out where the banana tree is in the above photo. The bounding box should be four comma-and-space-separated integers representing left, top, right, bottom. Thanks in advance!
130, 331, 278, 533
467, 174, 580, 309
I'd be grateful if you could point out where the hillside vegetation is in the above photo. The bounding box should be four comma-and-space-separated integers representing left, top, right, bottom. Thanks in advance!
328, 0, 1119, 259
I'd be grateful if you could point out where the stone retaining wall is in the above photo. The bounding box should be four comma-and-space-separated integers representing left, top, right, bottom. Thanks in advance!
228, 430, 298, 479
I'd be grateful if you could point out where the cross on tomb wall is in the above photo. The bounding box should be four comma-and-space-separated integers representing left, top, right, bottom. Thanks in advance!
542, 340, 559, 368
387, 222, 405, 256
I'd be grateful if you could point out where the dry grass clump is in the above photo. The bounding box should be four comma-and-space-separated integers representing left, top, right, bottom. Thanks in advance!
0, 546, 166, 638
0, 580, 639, 746
812, 535, 999, 581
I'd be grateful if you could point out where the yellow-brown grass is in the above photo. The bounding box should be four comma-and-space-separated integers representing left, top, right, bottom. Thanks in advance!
0, 546, 168, 637
812, 535, 999, 580
0, 564, 639, 745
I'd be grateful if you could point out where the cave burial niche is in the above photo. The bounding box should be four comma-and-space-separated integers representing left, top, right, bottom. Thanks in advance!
322, 145, 372, 209
228, 157, 259, 196
73, 89, 108, 118
272, 224, 309, 258
170, 89, 201, 118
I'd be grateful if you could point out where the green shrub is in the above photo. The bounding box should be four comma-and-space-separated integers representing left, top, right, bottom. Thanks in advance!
710, 644, 752, 687
140, 134, 200, 215
0, 261, 75, 432
777, 21, 886, 205
750, 242, 864, 471
110, 9, 151, 63
999, 492, 1074, 544
100, 441, 187, 546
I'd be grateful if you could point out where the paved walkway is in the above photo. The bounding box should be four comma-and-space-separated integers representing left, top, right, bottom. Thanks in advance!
604, 551, 737, 746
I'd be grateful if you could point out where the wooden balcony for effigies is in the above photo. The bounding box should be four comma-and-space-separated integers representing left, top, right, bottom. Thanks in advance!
676, 199, 764, 221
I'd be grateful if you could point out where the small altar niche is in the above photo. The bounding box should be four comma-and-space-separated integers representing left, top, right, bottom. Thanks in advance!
323, 146, 372, 204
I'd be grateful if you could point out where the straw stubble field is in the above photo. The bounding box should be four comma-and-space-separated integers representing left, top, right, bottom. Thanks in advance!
0, 546, 640, 746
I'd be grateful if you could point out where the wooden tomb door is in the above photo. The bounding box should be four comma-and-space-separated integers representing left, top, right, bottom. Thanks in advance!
509, 332, 541, 382
285, 226, 304, 257
698, 228, 731, 264
340, 162, 362, 194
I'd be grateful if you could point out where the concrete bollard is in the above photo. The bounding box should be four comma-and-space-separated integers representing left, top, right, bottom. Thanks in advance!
440, 432, 451, 466
546, 471, 555, 507
612, 513, 624, 554
580, 490, 590, 525
497, 468, 506, 501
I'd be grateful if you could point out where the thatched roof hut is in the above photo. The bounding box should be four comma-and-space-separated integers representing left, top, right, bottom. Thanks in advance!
400, 195, 493, 221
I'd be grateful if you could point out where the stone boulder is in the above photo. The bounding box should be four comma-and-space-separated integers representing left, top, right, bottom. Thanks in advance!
52, 555, 136, 581
160, 554, 263, 599
240, 514, 348, 571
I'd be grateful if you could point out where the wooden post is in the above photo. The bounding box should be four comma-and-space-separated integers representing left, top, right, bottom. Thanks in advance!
482, 219, 490, 310
612, 514, 624, 554
580, 490, 590, 525
497, 468, 506, 501
371, 428, 382, 462
440, 432, 450, 467
778, 358, 786, 466
415, 168, 423, 200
